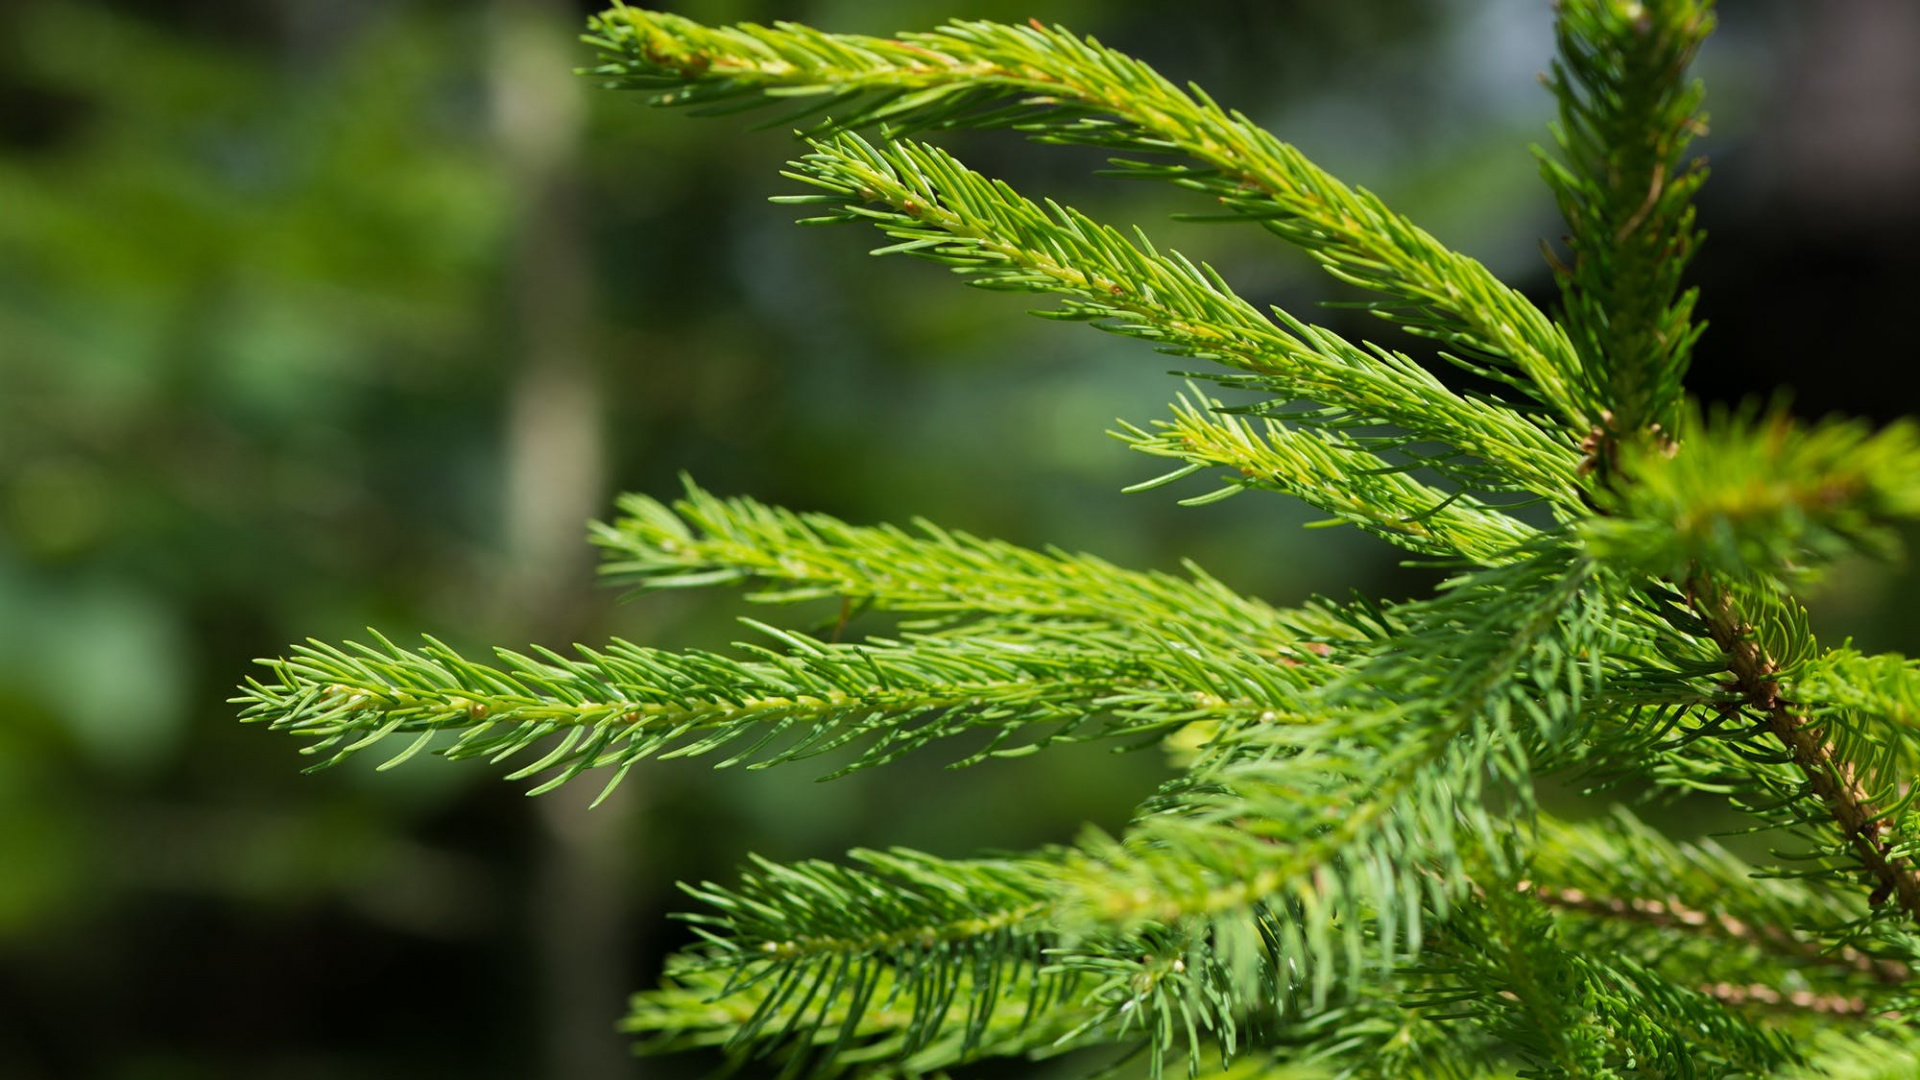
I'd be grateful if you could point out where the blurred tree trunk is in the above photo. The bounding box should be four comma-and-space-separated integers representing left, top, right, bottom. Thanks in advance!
488, 2, 633, 1078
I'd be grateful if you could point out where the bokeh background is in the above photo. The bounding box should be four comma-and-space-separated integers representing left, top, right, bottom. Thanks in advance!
2, 1, 1916, 1077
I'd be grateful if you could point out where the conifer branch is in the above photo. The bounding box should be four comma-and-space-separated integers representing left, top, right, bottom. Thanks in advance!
1696, 982, 1872, 1017
634, 853, 1298, 1074
1585, 408, 1920, 581
1695, 579, 1920, 922
1526, 809, 1912, 987
1788, 649, 1920, 753
622, 961, 1104, 1072
1114, 388, 1539, 564
625, 849, 1096, 1067
1540, 0, 1714, 446
1579, 409, 1920, 923
231, 2, 1920, 1073
592, 479, 1334, 660
1262, 999, 1501, 1080
777, 131, 1582, 504
584, 7, 1592, 428
1534, 887, 1913, 985
1054, 550, 1604, 984
1420, 888, 1801, 1077
235, 625, 1293, 800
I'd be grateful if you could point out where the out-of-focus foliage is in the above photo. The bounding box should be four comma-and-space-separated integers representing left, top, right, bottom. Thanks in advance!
0, 2, 1479, 1075
0, 5, 527, 1075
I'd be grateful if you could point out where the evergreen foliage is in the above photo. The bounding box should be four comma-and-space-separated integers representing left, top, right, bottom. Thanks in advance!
236, 1, 1920, 1075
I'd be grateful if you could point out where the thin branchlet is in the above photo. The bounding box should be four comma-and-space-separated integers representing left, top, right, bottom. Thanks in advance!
1529, 885, 1912, 985
1692, 576, 1920, 921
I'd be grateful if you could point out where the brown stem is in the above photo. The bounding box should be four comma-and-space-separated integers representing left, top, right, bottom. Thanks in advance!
1530, 884, 1912, 985
1688, 576, 1920, 923
1698, 981, 1871, 1017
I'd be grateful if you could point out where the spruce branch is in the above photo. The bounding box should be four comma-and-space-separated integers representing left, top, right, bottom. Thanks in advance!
635, 852, 1308, 1076
592, 478, 1335, 660
1044, 917, 1272, 1078
1783, 1032, 1920, 1080
1540, 0, 1714, 447
584, 7, 1593, 429
235, 624, 1292, 800
1528, 13, 1920, 931
1695, 982, 1872, 1018
1788, 649, 1920, 732
1260, 998, 1502, 1080
1536, 883, 1910, 987
1580, 408, 1920, 922
1418, 884, 1800, 1079
624, 849, 1096, 1069
1051, 549, 1606, 993
1113, 388, 1539, 564
1525, 809, 1914, 991
230, 0, 1920, 1073
1690, 576, 1920, 922
777, 131, 1583, 504
1583, 407, 1920, 582
622, 961, 1104, 1075
1588, 572, 1920, 931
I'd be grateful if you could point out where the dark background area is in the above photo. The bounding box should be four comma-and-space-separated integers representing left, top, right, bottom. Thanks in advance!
1, 1, 1916, 1077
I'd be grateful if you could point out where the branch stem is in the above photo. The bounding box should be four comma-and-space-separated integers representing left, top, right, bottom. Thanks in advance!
1690, 576, 1920, 922
1529, 884, 1911, 985
1697, 981, 1870, 1017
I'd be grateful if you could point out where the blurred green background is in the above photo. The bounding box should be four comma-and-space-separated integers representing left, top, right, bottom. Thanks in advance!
2, 0, 1916, 1077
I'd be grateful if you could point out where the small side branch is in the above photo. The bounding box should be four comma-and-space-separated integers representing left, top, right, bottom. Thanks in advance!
1691, 579, 1920, 922
1529, 884, 1912, 985
1698, 982, 1871, 1017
